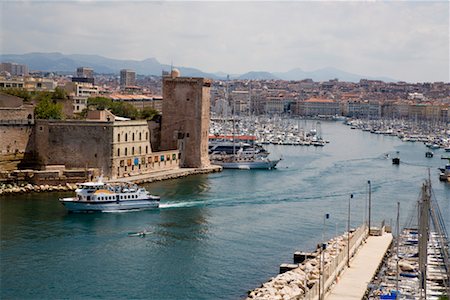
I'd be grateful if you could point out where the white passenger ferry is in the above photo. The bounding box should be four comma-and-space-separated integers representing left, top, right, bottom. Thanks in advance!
59, 180, 160, 212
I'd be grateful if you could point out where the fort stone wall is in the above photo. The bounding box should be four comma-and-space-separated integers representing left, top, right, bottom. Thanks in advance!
34, 120, 113, 176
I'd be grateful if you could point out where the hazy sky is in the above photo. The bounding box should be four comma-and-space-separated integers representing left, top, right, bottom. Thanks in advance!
1, 1, 449, 82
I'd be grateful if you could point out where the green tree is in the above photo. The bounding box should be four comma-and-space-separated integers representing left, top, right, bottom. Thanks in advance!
34, 97, 63, 120
140, 107, 160, 121
87, 97, 112, 110
0, 88, 32, 102
110, 102, 138, 119
52, 87, 67, 100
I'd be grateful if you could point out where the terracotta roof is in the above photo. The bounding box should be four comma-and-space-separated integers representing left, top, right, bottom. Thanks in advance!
305, 98, 335, 103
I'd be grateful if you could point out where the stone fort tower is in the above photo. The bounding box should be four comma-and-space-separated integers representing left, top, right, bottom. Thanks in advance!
160, 69, 211, 168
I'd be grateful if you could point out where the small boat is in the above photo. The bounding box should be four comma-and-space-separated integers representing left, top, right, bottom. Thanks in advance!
425, 151, 433, 158
59, 180, 160, 212
128, 230, 151, 237
392, 151, 400, 165
211, 154, 281, 170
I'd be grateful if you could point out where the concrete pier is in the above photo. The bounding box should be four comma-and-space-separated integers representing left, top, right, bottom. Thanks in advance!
106, 165, 222, 184
246, 224, 393, 300
325, 233, 393, 300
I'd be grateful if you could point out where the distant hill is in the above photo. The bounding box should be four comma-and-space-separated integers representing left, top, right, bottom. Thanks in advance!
0, 52, 396, 82
0, 52, 217, 78
273, 67, 395, 82
238, 71, 279, 80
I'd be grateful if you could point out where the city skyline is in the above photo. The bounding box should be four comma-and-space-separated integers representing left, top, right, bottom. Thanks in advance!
0, 1, 448, 83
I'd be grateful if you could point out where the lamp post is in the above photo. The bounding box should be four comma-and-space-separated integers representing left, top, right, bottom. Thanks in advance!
319, 213, 330, 300
347, 194, 353, 268
368, 180, 372, 235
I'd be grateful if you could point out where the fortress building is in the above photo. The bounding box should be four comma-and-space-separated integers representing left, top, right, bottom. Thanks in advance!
160, 69, 211, 168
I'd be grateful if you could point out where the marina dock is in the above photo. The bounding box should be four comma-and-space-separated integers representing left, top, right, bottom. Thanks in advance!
247, 224, 395, 300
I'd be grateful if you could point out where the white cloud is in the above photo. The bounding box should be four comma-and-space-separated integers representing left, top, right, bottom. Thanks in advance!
0, 0, 448, 82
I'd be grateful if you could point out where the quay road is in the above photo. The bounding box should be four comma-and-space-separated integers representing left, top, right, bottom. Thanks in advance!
106, 165, 222, 184
325, 233, 393, 300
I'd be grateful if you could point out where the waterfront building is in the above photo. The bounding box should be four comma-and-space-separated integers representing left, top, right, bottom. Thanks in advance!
120, 69, 136, 88
264, 96, 286, 115
345, 100, 381, 119
230, 90, 250, 115
160, 69, 211, 168
34, 118, 180, 179
296, 97, 340, 116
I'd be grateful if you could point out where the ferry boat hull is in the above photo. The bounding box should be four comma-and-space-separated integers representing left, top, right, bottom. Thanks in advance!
59, 180, 160, 213
60, 197, 160, 212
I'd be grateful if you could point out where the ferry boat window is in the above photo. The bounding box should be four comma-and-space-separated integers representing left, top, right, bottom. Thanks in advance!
87, 196, 91, 201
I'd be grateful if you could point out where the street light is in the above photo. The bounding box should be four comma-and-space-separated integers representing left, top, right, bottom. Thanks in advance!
319, 213, 330, 300
347, 194, 353, 268
368, 180, 372, 236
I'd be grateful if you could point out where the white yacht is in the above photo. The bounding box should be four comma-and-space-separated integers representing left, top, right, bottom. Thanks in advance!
59, 180, 160, 212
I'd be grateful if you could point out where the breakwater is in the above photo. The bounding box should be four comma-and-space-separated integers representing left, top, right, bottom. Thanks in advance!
247, 225, 370, 300
0, 166, 222, 196
0, 182, 77, 195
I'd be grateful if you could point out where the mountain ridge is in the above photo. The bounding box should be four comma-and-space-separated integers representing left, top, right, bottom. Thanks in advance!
0, 52, 396, 82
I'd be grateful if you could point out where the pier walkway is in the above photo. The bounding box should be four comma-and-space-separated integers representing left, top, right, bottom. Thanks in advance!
106, 165, 222, 184
325, 233, 393, 300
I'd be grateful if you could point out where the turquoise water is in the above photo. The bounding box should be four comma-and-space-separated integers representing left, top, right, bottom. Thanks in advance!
1, 121, 449, 299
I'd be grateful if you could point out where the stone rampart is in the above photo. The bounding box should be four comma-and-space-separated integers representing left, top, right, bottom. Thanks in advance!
35, 120, 113, 176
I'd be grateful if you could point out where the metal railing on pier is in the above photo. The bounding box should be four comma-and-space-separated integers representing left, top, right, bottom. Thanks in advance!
299, 224, 368, 300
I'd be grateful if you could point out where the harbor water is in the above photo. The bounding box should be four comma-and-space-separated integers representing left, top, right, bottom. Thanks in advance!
1, 121, 449, 299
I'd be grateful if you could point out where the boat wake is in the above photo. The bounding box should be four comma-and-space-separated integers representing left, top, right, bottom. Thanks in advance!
159, 201, 205, 209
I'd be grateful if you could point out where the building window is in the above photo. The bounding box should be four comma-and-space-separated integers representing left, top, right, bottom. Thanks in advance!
125, 148, 128, 156
145, 132, 148, 140
117, 148, 120, 156
132, 147, 134, 155
139, 146, 141, 154
125, 133, 128, 142
132, 133, 135, 141
145, 146, 148, 154
139, 132, 142, 140
118, 133, 121, 142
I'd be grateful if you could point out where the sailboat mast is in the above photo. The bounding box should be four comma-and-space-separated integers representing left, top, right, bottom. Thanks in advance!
396, 201, 400, 296
418, 181, 430, 299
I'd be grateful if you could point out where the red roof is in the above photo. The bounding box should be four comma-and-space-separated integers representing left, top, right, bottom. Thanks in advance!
305, 98, 335, 103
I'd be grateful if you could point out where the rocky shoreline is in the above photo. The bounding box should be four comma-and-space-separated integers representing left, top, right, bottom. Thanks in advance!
0, 166, 223, 196
0, 182, 77, 195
